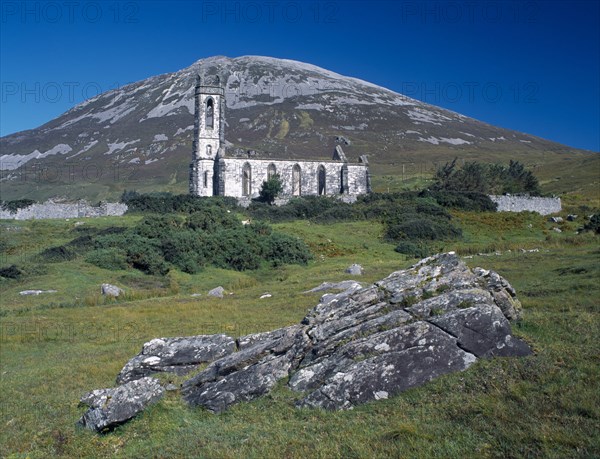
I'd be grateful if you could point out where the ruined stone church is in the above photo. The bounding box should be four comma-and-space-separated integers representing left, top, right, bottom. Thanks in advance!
189, 75, 370, 201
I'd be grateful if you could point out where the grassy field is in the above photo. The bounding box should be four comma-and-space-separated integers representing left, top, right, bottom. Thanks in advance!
1, 201, 599, 457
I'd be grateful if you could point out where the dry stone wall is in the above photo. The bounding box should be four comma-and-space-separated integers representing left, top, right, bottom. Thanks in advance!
489, 195, 561, 215
0, 200, 127, 220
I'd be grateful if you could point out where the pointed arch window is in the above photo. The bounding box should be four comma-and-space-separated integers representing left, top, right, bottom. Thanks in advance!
206, 145, 212, 157
242, 163, 252, 197
318, 165, 326, 195
292, 164, 301, 196
206, 98, 214, 129
267, 163, 277, 180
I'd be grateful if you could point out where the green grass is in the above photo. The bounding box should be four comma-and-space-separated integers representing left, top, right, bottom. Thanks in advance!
1, 207, 599, 458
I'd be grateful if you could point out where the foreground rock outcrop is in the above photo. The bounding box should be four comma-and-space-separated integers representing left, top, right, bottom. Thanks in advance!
78, 253, 531, 430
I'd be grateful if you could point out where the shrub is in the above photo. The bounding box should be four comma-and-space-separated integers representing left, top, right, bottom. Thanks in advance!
264, 233, 312, 266
311, 203, 362, 224
39, 245, 76, 262
421, 190, 497, 212
386, 218, 462, 242
172, 252, 202, 274
186, 208, 239, 233
1, 199, 35, 213
68, 235, 95, 250
95, 231, 168, 275
212, 228, 264, 271
0, 264, 23, 279
135, 215, 186, 239
583, 214, 600, 234
126, 244, 169, 275
258, 174, 283, 205
248, 196, 340, 222
124, 193, 239, 214
85, 249, 128, 271
161, 230, 207, 273
394, 242, 431, 259
248, 221, 272, 236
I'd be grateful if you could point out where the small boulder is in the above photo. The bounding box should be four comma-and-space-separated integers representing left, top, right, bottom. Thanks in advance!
549, 216, 563, 223
78, 377, 164, 433
208, 286, 225, 298
101, 284, 123, 297
553, 227, 562, 233
567, 214, 577, 221
345, 264, 363, 276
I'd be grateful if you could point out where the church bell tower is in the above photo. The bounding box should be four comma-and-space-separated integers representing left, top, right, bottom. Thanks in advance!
190, 73, 225, 196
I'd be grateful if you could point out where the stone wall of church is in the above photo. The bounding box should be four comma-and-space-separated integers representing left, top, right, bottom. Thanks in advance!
218, 158, 368, 198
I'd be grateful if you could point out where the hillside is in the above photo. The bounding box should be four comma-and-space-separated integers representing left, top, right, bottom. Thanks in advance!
1, 55, 596, 202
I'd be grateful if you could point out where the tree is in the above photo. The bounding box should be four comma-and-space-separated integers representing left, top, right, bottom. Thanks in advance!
258, 174, 283, 205
432, 159, 540, 195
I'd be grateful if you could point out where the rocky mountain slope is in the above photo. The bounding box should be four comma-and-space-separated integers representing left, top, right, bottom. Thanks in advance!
0, 55, 586, 201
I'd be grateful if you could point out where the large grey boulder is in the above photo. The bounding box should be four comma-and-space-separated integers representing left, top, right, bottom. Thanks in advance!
208, 286, 225, 298
80, 253, 532, 430
116, 334, 236, 384
101, 283, 123, 297
78, 377, 164, 433
345, 264, 363, 275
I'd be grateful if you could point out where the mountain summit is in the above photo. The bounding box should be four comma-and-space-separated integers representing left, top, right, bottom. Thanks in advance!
0, 56, 580, 200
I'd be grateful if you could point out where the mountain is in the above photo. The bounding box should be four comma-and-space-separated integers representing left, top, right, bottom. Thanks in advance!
0, 55, 592, 201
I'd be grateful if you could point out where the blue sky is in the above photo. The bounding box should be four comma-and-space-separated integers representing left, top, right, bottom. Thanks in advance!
1, 0, 598, 151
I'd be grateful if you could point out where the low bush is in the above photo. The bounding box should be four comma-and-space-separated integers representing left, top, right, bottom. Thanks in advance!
186, 208, 239, 233
386, 218, 462, 242
264, 233, 312, 267
1, 199, 35, 213
39, 245, 76, 263
421, 190, 497, 212
84, 207, 312, 274
394, 242, 431, 259
123, 193, 239, 214
85, 248, 128, 271
583, 214, 600, 234
161, 230, 208, 274
0, 264, 23, 279
211, 228, 264, 271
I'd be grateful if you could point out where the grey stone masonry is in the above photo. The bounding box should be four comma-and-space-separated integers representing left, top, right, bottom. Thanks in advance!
489, 195, 561, 215
189, 72, 370, 200
0, 200, 127, 220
